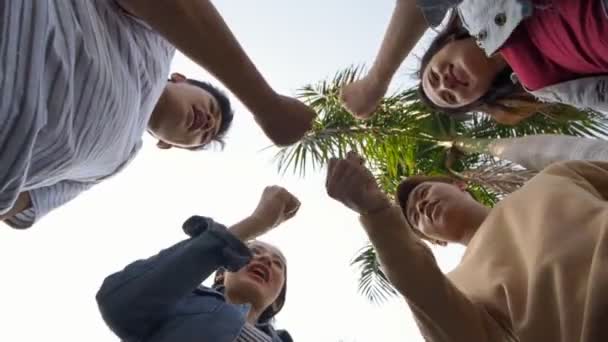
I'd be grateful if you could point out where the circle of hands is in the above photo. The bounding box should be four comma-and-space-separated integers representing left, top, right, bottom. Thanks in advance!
249, 152, 391, 237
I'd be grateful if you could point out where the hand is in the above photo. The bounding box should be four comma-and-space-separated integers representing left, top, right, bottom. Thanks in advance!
326, 152, 391, 215
340, 75, 388, 120
254, 94, 316, 147
250, 186, 301, 231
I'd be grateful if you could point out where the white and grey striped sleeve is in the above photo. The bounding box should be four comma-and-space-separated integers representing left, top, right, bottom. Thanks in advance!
0, 1, 49, 217
4, 180, 96, 229
235, 324, 274, 342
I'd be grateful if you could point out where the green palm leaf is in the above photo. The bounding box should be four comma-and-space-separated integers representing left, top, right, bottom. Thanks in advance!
273, 65, 608, 304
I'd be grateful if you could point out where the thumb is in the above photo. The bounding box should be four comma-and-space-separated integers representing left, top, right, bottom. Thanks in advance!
284, 197, 301, 219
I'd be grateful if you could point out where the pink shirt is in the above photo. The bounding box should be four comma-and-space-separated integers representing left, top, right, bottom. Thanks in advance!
500, 0, 608, 90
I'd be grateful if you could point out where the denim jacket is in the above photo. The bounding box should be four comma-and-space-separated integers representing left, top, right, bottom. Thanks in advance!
418, 0, 608, 113
96, 216, 293, 342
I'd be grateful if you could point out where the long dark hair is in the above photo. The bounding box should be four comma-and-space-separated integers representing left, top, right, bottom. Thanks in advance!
417, 11, 544, 123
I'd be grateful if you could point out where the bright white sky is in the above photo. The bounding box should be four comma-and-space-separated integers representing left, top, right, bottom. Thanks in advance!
0, 1, 465, 341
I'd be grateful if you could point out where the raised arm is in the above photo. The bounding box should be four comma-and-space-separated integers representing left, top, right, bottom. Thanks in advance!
117, 0, 315, 146
96, 216, 255, 340
96, 186, 300, 340
3, 180, 95, 229
488, 135, 608, 172
340, 0, 429, 119
325, 152, 509, 341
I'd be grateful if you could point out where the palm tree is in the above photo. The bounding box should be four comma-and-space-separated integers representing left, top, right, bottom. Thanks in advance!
272, 67, 608, 304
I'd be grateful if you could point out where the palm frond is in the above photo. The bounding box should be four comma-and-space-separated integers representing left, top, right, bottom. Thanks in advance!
457, 161, 537, 195
351, 244, 398, 305
272, 65, 608, 305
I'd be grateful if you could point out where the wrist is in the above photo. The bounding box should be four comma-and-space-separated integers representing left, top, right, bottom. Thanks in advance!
367, 66, 392, 90
243, 87, 279, 119
360, 195, 392, 216
229, 215, 269, 242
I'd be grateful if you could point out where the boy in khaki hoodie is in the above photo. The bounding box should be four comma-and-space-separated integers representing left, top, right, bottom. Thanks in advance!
326, 151, 608, 342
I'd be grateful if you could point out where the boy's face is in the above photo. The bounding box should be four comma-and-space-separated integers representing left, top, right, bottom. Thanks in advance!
148, 73, 222, 150
405, 181, 480, 242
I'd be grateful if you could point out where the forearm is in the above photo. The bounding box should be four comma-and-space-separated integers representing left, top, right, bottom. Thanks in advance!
229, 215, 268, 242
369, 0, 428, 84
360, 205, 497, 341
96, 217, 252, 337
0, 192, 31, 221
120, 0, 276, 116
489, 135, 608, 172
360, 205, 445, 301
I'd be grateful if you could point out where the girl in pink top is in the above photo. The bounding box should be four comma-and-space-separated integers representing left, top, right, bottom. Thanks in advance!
418, 0, 608, 124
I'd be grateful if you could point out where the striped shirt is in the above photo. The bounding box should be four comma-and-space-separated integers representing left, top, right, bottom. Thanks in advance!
0, 0, 175, 228
235, 323, 273, 342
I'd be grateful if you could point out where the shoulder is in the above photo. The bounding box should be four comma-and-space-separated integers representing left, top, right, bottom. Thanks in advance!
530, 76, 608, 112
276, 329, 293, 342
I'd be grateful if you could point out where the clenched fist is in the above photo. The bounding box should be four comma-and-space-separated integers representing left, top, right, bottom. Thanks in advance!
250, 186, 301, 230
326, 152, 391, 215
340, 76, 387, 120
254, 95, 316, 147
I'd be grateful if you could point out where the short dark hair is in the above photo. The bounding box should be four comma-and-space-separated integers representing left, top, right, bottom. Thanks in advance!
395, 175, 457, 246
212, 265, 287, 322
416, 12, 543, 121
169, 78, 235, 150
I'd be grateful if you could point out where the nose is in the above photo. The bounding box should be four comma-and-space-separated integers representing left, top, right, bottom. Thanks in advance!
201, 111, 215, 133
440, 70, 457, 90
416, 199, 428, 217
254, 253, 272, 267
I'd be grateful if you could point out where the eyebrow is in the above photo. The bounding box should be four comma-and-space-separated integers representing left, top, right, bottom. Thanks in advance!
424, 73, 447, 107
407, 185, 425, 224
251, 245, 285, 263
427, 69, 437, 88
210, 99, 219, 116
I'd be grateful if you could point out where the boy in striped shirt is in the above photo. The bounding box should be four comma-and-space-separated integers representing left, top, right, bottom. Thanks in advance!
0, 0, 314, 229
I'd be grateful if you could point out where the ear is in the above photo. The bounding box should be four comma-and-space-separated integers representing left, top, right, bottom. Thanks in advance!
170, 72, 187, 83
214, 272, 225, 285
455, 181, 468, 191
156, 140, 173, 150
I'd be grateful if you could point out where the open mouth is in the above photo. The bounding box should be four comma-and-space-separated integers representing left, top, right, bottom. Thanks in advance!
247, 264, 270, 284
188, 108, 206, 132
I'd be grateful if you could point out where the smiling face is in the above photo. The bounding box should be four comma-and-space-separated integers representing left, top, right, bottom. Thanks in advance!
404, 181, 482, 243
148, 73, 223, 149
421, 37, 504, 109
223, 241, 286, 314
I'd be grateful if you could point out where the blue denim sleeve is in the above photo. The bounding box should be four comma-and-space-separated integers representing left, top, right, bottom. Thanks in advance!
416, 0, 462, 27
95, 215, 252, 340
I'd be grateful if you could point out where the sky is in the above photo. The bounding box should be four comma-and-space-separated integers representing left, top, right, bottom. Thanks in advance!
0, 1, 465, 341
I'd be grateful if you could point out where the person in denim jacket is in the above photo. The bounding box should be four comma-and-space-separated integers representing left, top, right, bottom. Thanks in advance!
341, 0, 608, 122
96, 186, 300, 342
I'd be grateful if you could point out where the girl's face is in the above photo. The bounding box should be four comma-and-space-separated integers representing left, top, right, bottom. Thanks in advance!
223, 241, 286, 314
422, 37, 505, 109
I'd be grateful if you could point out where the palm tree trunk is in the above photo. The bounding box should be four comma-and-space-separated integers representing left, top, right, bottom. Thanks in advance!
456, 135, 608, 171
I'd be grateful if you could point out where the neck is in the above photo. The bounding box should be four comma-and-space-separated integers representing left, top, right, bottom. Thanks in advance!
147, 86, 170, 130
491, 52, 508, 74
457, 205, 490, 246
225, 292, 264, 325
